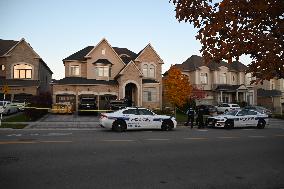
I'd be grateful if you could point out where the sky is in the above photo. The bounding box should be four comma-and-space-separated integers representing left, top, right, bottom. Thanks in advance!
0, 0, 250, 79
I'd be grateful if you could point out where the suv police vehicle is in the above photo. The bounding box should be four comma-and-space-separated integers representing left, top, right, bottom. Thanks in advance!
207, 109, 269, 129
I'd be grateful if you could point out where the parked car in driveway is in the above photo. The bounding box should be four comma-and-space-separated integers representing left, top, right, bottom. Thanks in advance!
0, 101, 18, 115
50, 102, 74, 114
243, 106, 272, 117
216, 103, 240, 113
78, 98, 98, 115
11, 100, 28, 111
100, 107, 177, 132
207, 109, 269, 129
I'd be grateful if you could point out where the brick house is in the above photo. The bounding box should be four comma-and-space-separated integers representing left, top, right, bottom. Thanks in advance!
256, 79, 284, 113
0, 38, 53, 101
164, 55, 257, 106
52, 38, 163, 111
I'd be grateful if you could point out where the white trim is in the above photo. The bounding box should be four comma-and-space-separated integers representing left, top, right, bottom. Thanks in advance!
78, 91, 99, 95
11, 62, 34, 79
54, 91, 76, 95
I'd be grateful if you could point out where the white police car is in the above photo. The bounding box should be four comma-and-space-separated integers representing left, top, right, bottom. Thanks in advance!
207, 109, 269, 129
99, 107, 177, 132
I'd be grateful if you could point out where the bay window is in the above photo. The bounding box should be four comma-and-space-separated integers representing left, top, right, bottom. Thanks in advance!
13, 64, 32, 79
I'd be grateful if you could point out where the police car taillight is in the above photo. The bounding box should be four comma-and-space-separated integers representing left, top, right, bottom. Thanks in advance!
100, 114, 108, 119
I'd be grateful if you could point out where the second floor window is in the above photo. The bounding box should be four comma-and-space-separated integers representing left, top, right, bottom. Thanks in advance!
13, 64, 32, 79
200, 73, 208, 84
70, 65, 80, 76
142, 63, 155, 78
96, 66, 109, 77
220, 73, 227, 84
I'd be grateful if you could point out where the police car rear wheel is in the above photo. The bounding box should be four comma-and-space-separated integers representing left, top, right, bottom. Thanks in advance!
161, 120, 173, 131
112, 120, 126, 132
257, 120, 266, 129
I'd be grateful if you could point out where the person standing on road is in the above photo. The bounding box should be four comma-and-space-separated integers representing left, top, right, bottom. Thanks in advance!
186, 106, 195, 129
197, 106, 205, 129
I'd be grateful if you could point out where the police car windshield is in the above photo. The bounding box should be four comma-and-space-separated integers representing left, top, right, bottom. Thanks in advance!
224, 110, 238, 116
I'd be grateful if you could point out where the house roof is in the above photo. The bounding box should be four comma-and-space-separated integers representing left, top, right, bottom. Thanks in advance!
215, 84, 247, 91
92, 59, 113, 65
39, 59, 53, 74
257, 88, 282, 97
63, 46, 94, 61
0, 39, 19, 56
52, 77, 118, 85
176, 55, 247, 72
63, 46, 138, 64
0, 79, 40, 86
142, 79, 159, 84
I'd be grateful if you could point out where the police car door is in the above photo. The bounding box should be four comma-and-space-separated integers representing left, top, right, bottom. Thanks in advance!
123, 108, 142, 129
137, 109, 155, 129
246, 110, 259, 126
235, 109, 249, 127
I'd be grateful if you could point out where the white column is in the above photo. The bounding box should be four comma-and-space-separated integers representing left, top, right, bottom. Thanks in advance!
236, 91, 239, 102
220, 91, 223, 103
243, 92, 246, 102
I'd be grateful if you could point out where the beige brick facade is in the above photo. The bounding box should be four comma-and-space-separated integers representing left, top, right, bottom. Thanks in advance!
52, 38, 163, 111
0, 38, 53, 101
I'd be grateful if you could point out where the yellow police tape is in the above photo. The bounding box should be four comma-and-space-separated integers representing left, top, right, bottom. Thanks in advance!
23, 107, 112, 112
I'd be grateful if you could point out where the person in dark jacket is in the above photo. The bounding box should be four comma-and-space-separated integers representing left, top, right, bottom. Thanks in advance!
197, 106, 205, 129
186, 106, 195, 128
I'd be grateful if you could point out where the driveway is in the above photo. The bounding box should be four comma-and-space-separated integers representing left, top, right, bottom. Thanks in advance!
26, 113, 100, 129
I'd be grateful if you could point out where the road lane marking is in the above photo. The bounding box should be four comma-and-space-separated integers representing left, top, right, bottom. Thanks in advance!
7, 134, 22, 137
248, 136, 266, 138
243, 129, 256, 130
40, 140, 73, 143
217, 137, 240, 139
275, 134, 284, 137
184, 137, 208, 140
145, 139, 170, 141
102, 140, 135, 142
0, 141, 37, 145
45, 133, 73, 136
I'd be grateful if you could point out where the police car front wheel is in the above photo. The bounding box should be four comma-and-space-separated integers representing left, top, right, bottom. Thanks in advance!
161, 120, 173, 131
225, 120, 234, 129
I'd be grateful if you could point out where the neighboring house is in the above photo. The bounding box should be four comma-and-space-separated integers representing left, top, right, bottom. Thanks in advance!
256, 79, 284, 113
0, 38, 53, 102
52, 38, 163, 111
166, 55, 256, 106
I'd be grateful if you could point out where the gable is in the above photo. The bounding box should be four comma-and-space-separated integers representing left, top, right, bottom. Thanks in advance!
8, 39, 40, 59
85, 39, 126, 79
135, 44, 163, 63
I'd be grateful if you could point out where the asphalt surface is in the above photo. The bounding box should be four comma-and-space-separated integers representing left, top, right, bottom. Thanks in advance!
0, 125, 284, 189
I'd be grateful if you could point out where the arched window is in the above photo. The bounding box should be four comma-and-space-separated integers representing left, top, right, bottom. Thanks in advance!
142, 64, 148, 77
13, 64, 32, 79
149, 65, 155, 78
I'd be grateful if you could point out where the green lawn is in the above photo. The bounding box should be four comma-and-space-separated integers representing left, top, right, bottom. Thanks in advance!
175, 111, 187, 123
1, 113, 30, 129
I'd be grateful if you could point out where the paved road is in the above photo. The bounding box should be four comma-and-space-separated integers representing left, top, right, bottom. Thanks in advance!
0, 126, 284, 189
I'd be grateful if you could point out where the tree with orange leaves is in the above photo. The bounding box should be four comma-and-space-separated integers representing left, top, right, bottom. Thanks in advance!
164, 66, 193, 114
171, 0, 284, 81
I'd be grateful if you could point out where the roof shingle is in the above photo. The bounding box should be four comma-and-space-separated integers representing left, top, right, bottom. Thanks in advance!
0, 39, 19, 56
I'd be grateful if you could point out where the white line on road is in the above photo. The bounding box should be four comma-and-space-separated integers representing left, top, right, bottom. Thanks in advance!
248, 135, 266, 138
145, 138, 170, 141
196, 129, 208, 132
102, 140, 135, 142
45, 133, 73, 136
274, 134, 284, 137
217, 136, 240, 139
184, 137, 208, 140
7, 134, 22, 137
243, 129, 256, 130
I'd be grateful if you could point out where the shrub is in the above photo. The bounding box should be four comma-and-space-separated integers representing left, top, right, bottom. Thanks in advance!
24, 92, 51, 121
